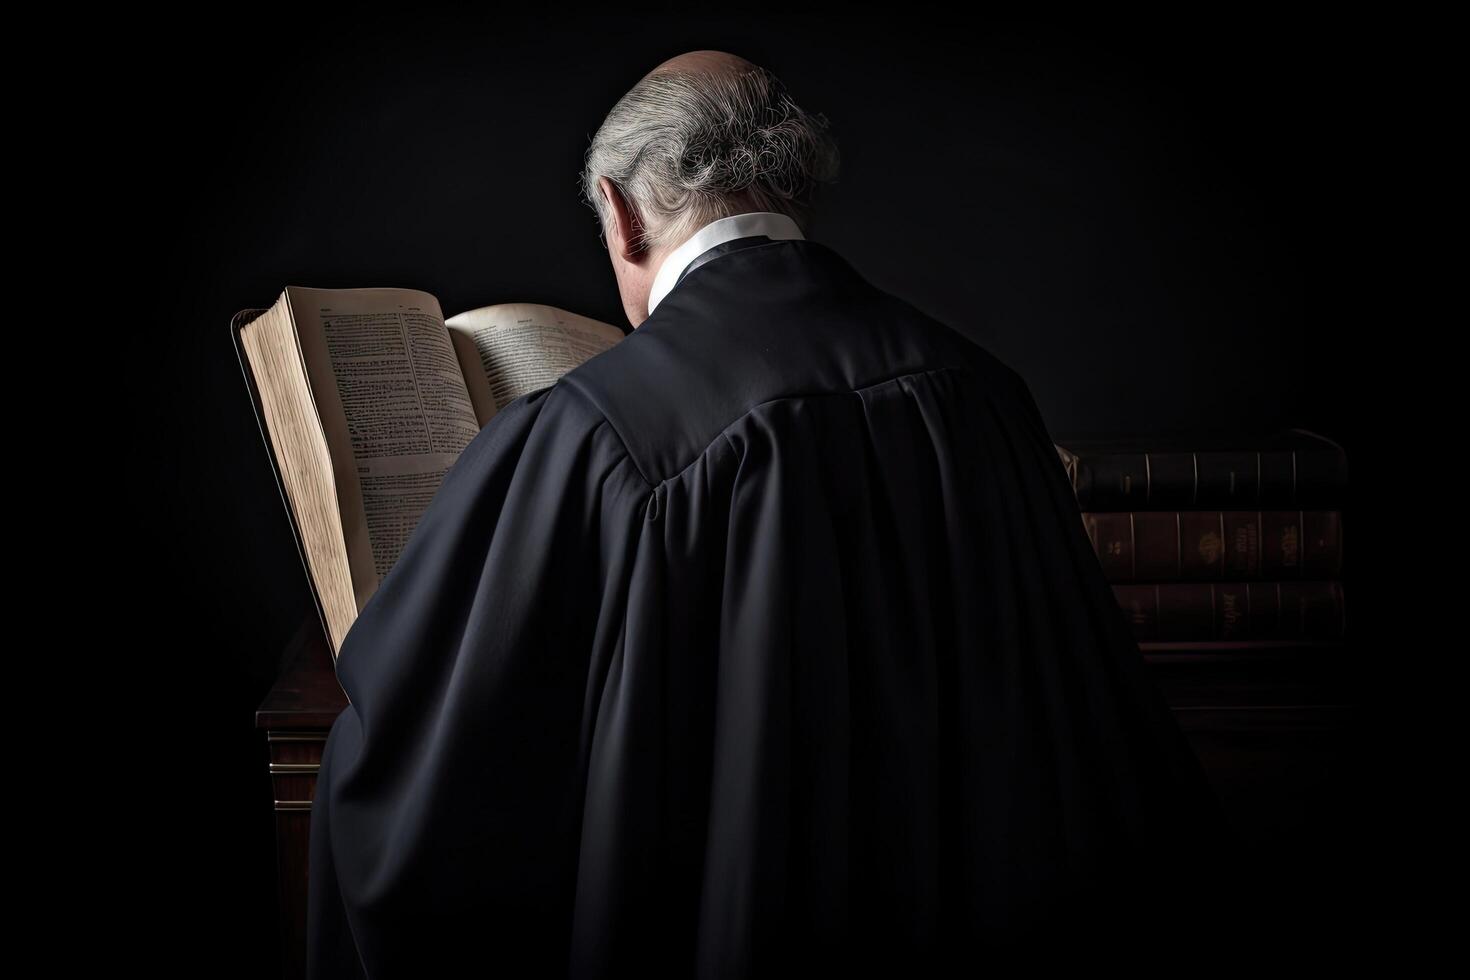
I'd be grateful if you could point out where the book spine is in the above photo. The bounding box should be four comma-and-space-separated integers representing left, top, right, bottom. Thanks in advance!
1064, 447, 1348, 509
1081, 509, 1344, 582
1112, 580, 1347, 642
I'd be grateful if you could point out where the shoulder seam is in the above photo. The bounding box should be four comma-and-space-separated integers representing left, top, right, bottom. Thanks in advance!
554, 377, 656, 491
654, 363, 977, 487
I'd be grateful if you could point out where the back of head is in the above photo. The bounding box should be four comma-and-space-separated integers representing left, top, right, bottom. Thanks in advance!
580, 54, 841, 253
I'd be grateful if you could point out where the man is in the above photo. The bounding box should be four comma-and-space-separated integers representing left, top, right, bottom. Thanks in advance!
308, 51, 1236, 978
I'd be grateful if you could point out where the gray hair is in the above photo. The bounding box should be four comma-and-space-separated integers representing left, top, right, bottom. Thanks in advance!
579, 64, 840, 254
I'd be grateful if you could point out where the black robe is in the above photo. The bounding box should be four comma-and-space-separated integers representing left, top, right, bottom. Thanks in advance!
307, 237, 1238, 978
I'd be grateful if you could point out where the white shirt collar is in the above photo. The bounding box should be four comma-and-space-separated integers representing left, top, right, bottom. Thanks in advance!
646, 210, 805, 315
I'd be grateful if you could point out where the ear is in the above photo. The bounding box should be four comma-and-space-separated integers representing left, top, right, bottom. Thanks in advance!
598, 176, 648, 260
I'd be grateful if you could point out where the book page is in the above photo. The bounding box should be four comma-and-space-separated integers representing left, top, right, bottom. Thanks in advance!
286, 286, 479, 613
239, 298, 361, 659
445, 303, 624, 426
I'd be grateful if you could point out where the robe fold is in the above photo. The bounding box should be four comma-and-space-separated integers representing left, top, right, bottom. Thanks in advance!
307, 238, 1238, 978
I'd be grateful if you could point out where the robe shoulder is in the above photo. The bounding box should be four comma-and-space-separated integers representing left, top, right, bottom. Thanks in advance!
558, 237, 1034, 487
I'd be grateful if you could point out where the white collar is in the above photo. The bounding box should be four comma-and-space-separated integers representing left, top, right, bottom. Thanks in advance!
646, 211, 805, 315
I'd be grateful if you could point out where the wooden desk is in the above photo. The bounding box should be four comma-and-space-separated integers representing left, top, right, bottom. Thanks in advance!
257, 620, 1354, 977
255, 616, 347, 980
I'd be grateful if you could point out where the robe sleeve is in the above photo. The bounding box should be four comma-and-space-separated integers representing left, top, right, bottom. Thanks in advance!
306, 381, 652, 979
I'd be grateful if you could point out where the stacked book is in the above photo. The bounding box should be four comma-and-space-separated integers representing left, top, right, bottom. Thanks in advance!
1054, 428, 1353, 890
1053, 428, 1348, 654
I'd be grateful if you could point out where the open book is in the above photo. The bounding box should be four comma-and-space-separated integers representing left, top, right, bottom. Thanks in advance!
233, 286, 624, 659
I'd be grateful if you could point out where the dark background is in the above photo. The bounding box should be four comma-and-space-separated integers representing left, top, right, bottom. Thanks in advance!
115, 8, 1375, 972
